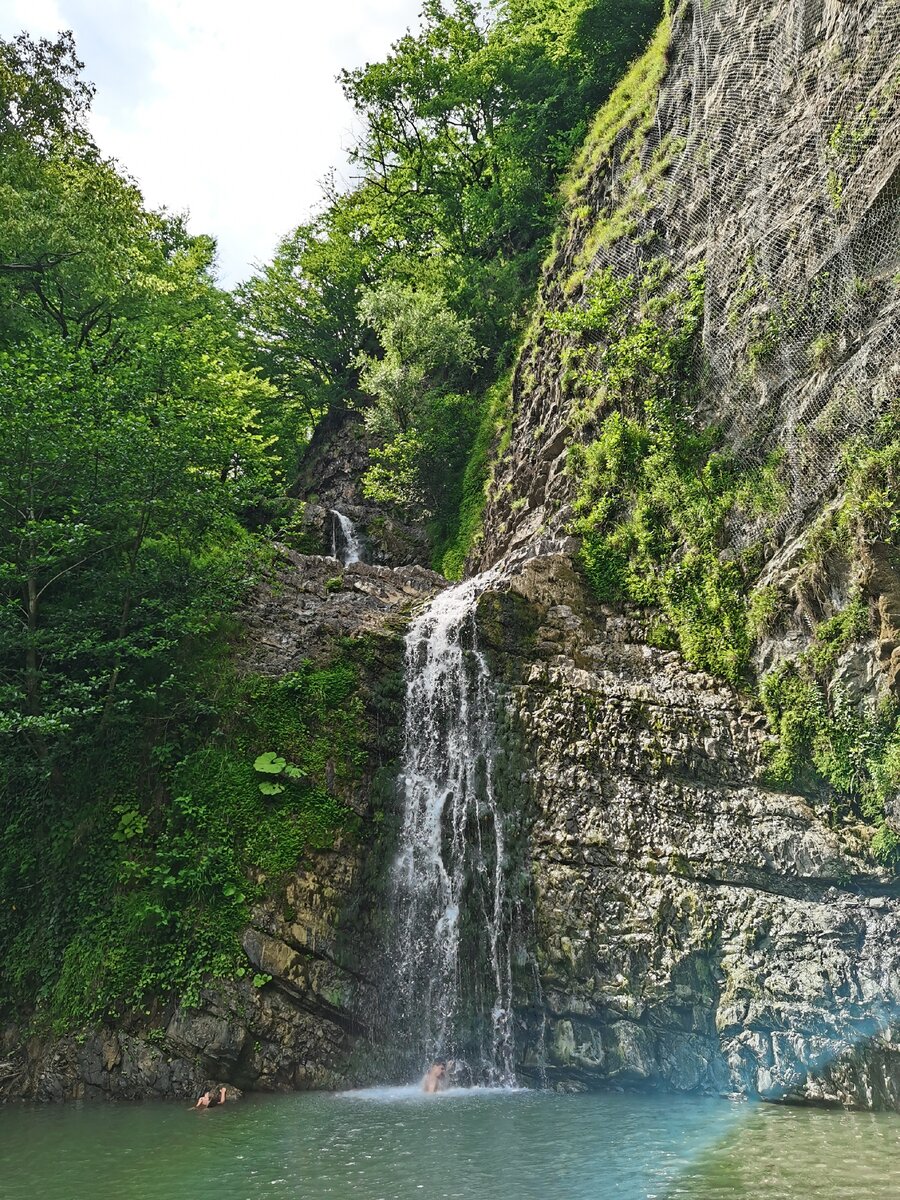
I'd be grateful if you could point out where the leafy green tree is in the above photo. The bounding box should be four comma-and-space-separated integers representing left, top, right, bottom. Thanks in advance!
0, 39, 273, 774
356, 282, 478, 437
0, 30, 93, 152
0, 30, 284, 1028
355, 283, 480, 523
234, 215, 373, 465
339, 0, 663, 338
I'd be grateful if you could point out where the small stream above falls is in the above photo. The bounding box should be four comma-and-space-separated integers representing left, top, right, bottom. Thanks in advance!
388, 570, 518, 1085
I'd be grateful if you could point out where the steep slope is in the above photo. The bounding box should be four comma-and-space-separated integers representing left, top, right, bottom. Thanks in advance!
455, 0, 900, 1106
477, 0, 899, 574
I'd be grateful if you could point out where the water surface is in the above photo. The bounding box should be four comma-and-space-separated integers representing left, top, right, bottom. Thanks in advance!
2, 1086, 899, 1199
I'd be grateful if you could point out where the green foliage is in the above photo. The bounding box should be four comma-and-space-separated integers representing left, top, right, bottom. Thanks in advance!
356, 284, 479, 439
253, 749, 303, 795
437, 375, 513, 578
237, 0, 664, 553
234, 216, 371, 473
356, 285, 482, 527
362, 431, 426, 509
842, 408, 900, 542
0, 37, 369, 1031
747, 585, 787, 640
810, 596, 871, 675
0, 34, 277, 759
1, 651, 365, 1030
558, 260, 780, 684
760, 654, 900, 868
254, 752, 287, 773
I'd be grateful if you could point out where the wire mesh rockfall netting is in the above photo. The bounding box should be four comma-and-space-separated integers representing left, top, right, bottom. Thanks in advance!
582, 0, 900, 550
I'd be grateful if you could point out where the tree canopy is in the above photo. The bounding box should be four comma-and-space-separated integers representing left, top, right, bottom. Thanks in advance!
239, 0, 663, 550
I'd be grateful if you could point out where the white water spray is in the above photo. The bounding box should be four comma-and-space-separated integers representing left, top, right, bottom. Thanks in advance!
331, 509, 364, 566
390, 570, 516, 1085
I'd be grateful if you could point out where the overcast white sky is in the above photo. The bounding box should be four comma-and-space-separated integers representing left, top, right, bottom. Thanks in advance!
1, 0, 424, 285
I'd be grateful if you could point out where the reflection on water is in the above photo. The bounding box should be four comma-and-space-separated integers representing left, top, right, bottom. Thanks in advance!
338, 1084, 528, 1101
0, 1087, 897, 1200
670, 1103, 900, 1198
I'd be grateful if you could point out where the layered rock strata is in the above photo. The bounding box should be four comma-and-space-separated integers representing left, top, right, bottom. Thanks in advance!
0, 554, 442, 1102
478, 554, 900, 1108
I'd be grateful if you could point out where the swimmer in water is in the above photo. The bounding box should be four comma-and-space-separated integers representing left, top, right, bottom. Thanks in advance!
192, 1085, 228, 1109
422, 1060, 448, 1093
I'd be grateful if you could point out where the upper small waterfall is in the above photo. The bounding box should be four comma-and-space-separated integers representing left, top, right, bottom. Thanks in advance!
389, 570, 516, 1086
330, 509, 364, 566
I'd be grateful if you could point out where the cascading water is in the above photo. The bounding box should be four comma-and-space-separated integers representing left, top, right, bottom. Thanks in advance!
389, 571, 517, 1086
331, 509, 364, 566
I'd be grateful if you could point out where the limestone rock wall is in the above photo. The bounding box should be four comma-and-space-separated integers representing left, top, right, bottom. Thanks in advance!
474, 0, 899, 572
1, 844, 372, 1101
479, 554, 900, 1108
454, 0, 900, 1110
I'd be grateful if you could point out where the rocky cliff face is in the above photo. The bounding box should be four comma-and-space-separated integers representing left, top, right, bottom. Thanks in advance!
461, 0, 900, 1108
477, 554, 900, 1107
411, 0, 900, 1107
475, 0, 899, 572
0, 551, 442, 1102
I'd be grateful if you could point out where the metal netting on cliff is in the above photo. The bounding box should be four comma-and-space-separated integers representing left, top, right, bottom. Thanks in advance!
581, 0, 900, 549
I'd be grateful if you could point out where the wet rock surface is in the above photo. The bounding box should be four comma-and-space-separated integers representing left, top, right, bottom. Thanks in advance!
1, 553, 444, 1103
240, 548, 444, 674
480, 554, 900, 1109
292, 407, 430, 567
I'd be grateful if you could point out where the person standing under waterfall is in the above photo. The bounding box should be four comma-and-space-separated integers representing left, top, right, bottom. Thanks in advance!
422, 1061, 447, 1093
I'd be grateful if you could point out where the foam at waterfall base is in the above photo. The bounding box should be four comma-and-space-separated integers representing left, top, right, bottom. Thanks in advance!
335, 1083, 527, 1103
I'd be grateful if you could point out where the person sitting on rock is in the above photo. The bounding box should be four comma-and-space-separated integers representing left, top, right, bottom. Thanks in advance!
422, 1061, 447, 1093
192, 1084, 228, 1109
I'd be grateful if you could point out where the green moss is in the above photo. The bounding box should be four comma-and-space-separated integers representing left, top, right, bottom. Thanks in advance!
555, 259, 783, 684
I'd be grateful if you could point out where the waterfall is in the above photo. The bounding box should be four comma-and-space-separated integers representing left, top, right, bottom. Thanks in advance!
389, 571, 516, 1086
330, 509, 364, 566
